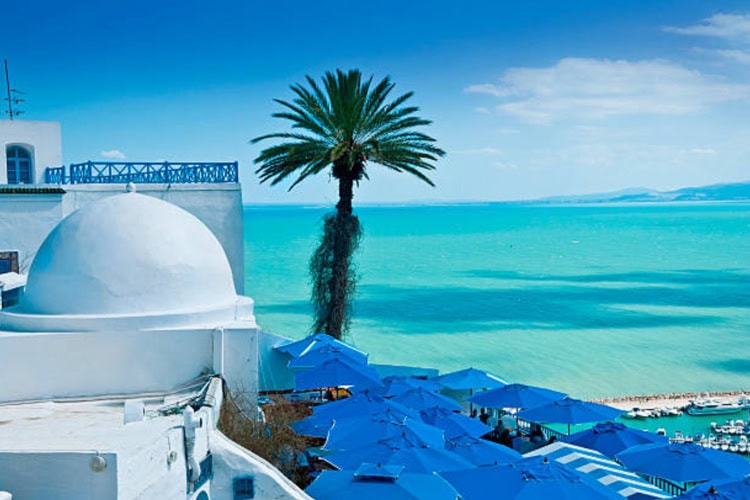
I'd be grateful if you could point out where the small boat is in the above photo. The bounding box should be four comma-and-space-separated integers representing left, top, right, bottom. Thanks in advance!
685, 398, 743, 416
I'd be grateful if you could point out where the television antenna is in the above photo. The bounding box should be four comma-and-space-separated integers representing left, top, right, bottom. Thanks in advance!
4, 60, 24, 120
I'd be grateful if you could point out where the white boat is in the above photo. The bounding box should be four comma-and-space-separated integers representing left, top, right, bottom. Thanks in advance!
685, 398, 744, 416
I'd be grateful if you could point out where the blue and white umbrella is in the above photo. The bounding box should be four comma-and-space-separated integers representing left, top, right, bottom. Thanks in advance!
469, 383, 567, 410
295, 357, 383, 392
616, 442, 750, 483
525, 441, 670, 499
562, 421, 668, 458
433, 367, 508, 391
305, 463, 460, 500
440, 456, 620, 499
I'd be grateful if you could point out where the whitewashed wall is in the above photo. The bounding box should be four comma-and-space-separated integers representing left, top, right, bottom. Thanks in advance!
258, 330, 296, 392
0, 120, 63, 184
0, 329, 214, 402
0, 193, 64, 272
0, 452, 117, 499
0, 184, 245, 294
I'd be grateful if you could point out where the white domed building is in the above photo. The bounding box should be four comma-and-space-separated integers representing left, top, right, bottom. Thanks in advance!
0, 189, 307, 499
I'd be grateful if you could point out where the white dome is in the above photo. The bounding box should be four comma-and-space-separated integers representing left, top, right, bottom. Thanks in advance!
22, 192, 237, 316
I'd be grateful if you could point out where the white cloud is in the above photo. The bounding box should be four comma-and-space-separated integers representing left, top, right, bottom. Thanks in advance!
454, 147, 500, 155
691, 148, 716, 154
100, 149, 126, 159
664, 13, 750, 44
494, 161, 517, 170
694, 47, 750, 65
466, 58, 750, 124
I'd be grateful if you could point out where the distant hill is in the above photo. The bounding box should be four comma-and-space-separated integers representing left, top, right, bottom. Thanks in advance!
535, 181, 750, 204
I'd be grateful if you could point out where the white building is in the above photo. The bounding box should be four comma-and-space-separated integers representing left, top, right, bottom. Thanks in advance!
0, 187, 307, 498
0, 119, 62, 185
0, 119, 245, 294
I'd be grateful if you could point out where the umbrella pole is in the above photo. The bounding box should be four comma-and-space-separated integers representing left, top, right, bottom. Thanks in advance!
567, 423, 571, 435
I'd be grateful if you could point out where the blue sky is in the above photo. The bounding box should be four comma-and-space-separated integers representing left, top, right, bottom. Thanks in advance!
4, 0, 750, 203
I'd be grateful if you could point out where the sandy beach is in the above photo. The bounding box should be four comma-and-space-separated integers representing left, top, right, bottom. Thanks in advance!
591, 390, 749, 411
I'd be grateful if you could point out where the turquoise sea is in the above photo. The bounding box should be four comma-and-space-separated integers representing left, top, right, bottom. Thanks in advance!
244, 203, 750, 399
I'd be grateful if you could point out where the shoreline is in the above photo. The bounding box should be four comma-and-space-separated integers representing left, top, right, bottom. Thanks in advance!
591, 390, 749, 411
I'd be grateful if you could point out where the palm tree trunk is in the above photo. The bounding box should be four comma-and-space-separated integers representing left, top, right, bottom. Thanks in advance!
325, 177, 356, 339
337, 176, 354, 215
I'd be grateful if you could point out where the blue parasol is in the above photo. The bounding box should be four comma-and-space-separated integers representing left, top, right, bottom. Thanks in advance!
288, 343, 368, 368
468, 383, 567, 409
323, 433, 474, 473
561, 421, 668, 458
446, 434, 522, 466
420, 406, 492, 440
292, 392, 419, 438
616, 442, 750, 483
275, 333, 366, 359
323, 414, 446, 451
516, 397, 623, 433
391, 387, 463, 412
294, 357, 382, 392
433, 367, 508, 391
678, 476, 750, 499
305, 464, 459, 500
440, 456, 620, 499
379, 376, 443, 397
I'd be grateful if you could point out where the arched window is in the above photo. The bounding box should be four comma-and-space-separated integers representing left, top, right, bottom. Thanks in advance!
6, 145, 33, 184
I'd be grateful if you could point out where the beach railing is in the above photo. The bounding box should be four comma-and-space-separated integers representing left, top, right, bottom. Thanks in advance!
45, 161, 239, 185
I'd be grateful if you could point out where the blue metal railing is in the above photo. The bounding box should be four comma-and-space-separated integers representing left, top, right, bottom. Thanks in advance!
45, 166, 66, 184
45, 161, 238, 185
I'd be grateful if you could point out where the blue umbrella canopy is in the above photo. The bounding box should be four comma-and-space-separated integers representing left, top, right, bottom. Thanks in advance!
440, 456, 620, 499
293, 392, 420, 438
468, 383, 567, 409
379, 376, 442, 397
295, 357, 383, 392
275, 332, 366, 359
391, 387, 463, 412
323, 433, 474, 473
323, 414, 446, 451
446, 434, 522, 466
288, 343, 368, 368
420, 407, 493, 440
516, 397, 623, 425
305, 464, 459, 500
561, 421, 668, 458
678, 476, 750, 499
616, 442, 750, 483
433, 367, 508, 391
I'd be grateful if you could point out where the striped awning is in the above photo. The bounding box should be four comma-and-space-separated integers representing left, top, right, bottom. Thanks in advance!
525, 441, 670, 499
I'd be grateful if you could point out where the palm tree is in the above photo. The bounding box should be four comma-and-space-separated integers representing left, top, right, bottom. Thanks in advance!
253, 69, 444, 339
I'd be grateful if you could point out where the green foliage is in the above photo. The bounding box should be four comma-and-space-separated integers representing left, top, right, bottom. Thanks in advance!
252, 69, 445, 189
252, 69, 444, 338
310, 212, 362, 339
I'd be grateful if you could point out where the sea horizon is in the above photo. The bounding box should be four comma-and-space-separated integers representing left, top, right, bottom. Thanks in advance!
244, 202, 750, 400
